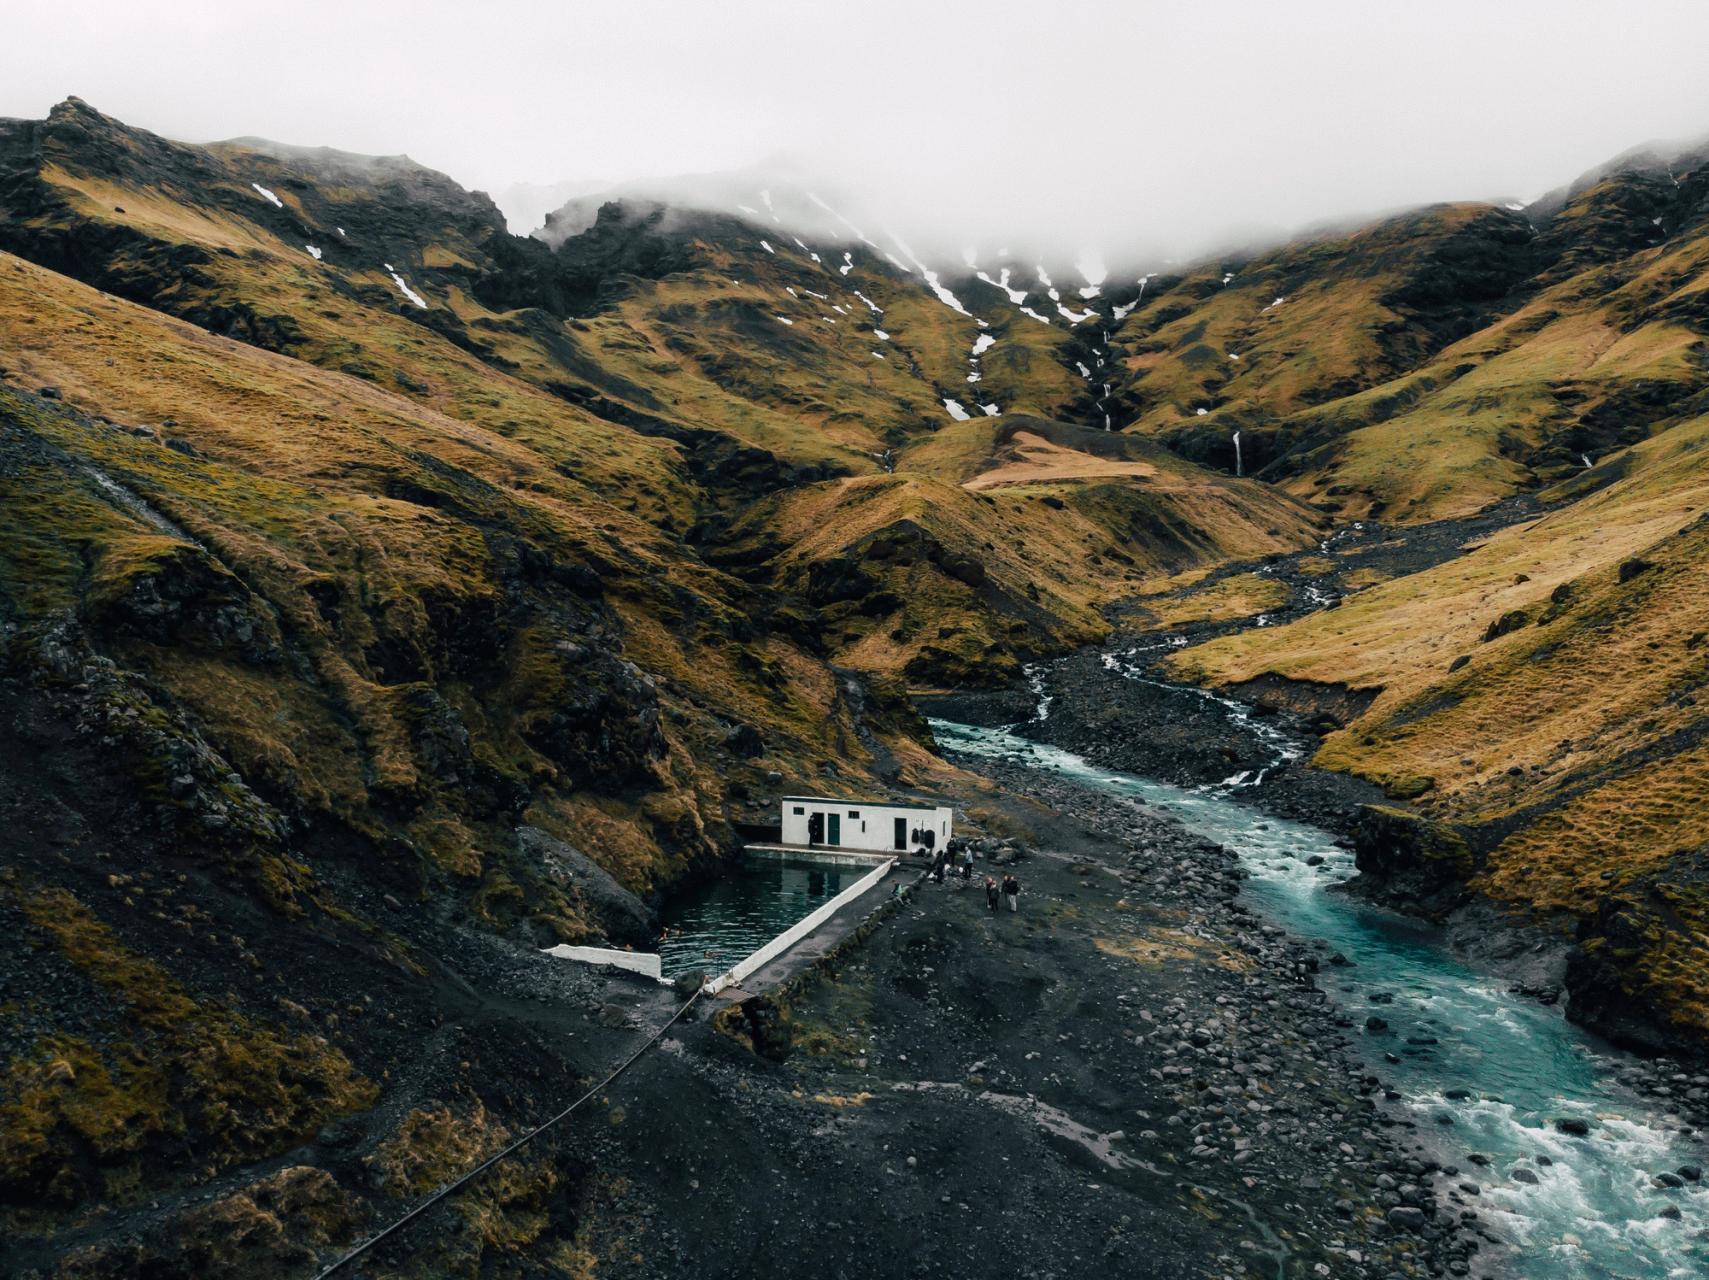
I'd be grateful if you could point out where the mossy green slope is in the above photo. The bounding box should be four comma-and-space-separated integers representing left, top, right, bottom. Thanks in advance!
1104, 149, 1709, 523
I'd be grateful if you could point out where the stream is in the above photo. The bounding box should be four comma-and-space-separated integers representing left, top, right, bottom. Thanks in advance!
931, 714, 1707, 1280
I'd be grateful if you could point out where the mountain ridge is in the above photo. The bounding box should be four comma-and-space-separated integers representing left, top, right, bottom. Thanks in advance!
3, 94, 1709, 1274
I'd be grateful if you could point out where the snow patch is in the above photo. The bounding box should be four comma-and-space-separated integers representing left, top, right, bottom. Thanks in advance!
760, 240, 776, 254
1056, 304, 1096, 324
775, 315, 795, 326
383, 263, 427, 309
943, 398, 972, 421
304, 245, 322, 260
873, 328, 890, 340
840, 251, 854, 276
853, 291, 884, 315
250, 182, 283, 208
977, 267, 1028, 305
981, 403, 1000, 416
889, 231, 970, 315
1019, 306, 1052, 325
972, 334, 997, 357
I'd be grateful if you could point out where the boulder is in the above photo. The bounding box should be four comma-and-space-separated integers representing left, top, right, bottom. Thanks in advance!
518, 825, 656, 944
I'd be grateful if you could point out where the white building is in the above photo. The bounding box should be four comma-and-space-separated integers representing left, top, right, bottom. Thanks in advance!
779, 795, 953, 854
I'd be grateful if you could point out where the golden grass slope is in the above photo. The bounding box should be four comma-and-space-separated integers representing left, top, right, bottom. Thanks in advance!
0, 250, 909, 897
740, 417, 1319, 688
1168, 415, 1709, 1039
1108, 179, 1709, 525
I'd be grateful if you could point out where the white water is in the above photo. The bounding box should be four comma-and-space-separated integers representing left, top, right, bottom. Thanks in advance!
931, 702, 1708, 1279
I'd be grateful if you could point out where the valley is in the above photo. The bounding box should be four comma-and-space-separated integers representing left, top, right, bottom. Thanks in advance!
0, 94, 1706, 1278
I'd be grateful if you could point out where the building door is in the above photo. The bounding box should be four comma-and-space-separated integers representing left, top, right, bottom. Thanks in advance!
893, 817, 907, 850
827, 813, 842, 846
807, 812, 824, 845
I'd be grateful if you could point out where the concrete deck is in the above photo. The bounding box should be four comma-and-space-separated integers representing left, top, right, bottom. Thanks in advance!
743, 842, 898, 867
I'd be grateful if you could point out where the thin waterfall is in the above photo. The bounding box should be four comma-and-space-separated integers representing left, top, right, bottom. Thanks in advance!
1233, 431, 1243, 477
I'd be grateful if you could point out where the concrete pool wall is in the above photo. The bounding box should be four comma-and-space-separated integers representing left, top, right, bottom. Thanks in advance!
539, 944, 665, 981
541, 848, 897, 996
703, 852, 895, 995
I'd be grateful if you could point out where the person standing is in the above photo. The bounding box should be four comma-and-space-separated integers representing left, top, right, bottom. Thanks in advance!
961, 847, 974, 880
1001, 873, 1020, 913
984, 876, 1000, 913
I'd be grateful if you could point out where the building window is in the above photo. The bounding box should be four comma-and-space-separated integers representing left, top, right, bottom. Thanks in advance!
793, 806, 804, 815
848, 810, 860, 818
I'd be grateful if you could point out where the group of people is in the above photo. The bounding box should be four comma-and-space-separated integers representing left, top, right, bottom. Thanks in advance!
925, 843, 1020, 913
987, 872, 1021, 914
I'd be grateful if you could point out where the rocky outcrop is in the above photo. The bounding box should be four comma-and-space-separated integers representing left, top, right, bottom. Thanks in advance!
518, 825, 656, 944
517, 643, 666, 789
1224, 673, 1382, 732
1347, 804, 1476, 918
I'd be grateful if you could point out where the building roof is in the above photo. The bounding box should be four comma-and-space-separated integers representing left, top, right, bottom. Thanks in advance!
781, 795, 944, 809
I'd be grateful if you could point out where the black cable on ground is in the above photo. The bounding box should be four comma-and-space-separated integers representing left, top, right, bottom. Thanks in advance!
313, 988, 703, 1278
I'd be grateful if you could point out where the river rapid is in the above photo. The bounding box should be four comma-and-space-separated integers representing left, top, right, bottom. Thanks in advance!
933, 710, 1708, 1280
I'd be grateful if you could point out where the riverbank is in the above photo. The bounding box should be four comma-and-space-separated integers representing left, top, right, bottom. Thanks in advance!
935, 718, 1709, 1279
632, 742, 1490, 1280
982, 621, 1709, 1130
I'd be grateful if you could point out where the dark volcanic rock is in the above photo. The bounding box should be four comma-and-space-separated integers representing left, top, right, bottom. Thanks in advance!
1347, 805, 1475, 917
519, 825, 656, 944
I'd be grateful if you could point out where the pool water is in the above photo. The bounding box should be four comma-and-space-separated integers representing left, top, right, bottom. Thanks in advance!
656, 856, 858, 979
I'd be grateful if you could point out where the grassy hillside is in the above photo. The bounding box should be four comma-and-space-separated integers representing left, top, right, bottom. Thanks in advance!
1168, 414, 1709, 1046
1103, 147, 1709, 523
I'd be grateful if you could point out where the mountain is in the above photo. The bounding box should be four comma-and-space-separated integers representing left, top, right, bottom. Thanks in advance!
3, 94, 1708, 1273
0, 97, 1313, 1264
1103, 144, 1709, 523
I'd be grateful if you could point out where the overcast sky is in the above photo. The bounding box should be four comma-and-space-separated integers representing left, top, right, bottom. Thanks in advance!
6, 0, 1709, 266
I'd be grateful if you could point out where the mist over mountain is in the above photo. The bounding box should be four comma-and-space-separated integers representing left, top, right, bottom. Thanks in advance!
5, 5, 1709, 1277
10, 1, 1709, 271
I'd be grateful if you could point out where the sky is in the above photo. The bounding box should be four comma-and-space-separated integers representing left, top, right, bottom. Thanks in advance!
5, 0, 1709, 266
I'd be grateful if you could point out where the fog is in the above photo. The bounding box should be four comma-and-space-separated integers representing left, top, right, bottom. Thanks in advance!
5, 0, 1709, 269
